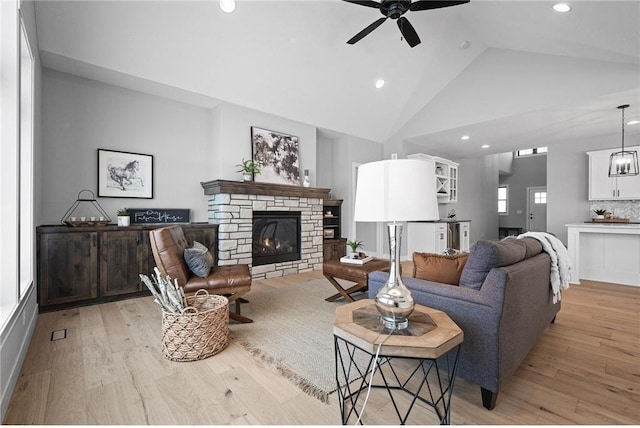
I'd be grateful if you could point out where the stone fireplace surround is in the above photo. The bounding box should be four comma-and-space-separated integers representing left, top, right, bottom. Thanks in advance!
201, 180, 331, 279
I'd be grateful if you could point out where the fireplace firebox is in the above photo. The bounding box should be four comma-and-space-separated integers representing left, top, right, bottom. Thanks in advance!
252, 211, 301, 266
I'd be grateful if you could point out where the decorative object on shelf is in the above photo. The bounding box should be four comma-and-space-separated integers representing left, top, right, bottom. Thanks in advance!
98, 149, 154, 198
447, 208, 457, 221
346, 239, 363, 259
251, 126, 300, 185
117, 208, 130, 227
236, 158, 260, 181
303, 169, 310, 187
127, 208, 190, 224
608, 104, 639, 177
354, 156, 439, 330
60, 189, 111, 226
592, 208, 607, 219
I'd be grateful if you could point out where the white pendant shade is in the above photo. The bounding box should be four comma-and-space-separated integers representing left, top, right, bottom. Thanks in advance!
354, 158, 440, 222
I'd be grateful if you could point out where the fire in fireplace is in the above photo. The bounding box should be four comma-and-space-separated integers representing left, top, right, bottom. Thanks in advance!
252, 211, 301, 266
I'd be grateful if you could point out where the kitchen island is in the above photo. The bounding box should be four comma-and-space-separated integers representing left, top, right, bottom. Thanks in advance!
566, 222, 640, 287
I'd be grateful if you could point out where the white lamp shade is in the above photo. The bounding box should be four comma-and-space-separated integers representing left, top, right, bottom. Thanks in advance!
354, 158, 440, 222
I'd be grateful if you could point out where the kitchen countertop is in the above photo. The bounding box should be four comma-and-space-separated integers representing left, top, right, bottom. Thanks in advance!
409, 219, 472, 223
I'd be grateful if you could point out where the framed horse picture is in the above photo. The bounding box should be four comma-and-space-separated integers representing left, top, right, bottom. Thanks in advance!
97, 149, 154, 198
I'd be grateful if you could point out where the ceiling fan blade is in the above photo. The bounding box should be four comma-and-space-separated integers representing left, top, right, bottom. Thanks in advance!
342, 0, 382, 9
397, 17, 421, 47
410, 0, 470, 12
347, 17, 387, 44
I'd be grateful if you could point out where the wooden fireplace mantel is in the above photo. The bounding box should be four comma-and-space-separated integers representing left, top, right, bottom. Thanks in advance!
201, 179, 331, 199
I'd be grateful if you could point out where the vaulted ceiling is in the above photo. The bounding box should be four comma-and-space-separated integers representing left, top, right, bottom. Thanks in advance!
34, 0, 640, 158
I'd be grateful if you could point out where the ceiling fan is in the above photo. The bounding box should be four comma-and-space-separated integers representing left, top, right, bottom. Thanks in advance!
344, 0, 470, 48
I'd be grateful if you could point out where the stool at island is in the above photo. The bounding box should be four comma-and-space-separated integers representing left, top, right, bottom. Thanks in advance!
333, 300, 463, 425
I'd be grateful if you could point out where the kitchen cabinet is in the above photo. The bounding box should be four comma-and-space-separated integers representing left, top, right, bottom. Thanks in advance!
408, 153, 460, 203
406, 221, 471, 256
37, 223, 219, 310
566, 223, 640, 286
588, 146, 640, 200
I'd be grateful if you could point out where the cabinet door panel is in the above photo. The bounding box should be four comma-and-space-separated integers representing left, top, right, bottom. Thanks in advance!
616, 173, 640, 199
589, 150, 617, 200
101, 230, 147, 297
39, 232, 98, 306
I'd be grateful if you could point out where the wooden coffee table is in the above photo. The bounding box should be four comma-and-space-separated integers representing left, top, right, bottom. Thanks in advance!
322, 258, 390, 302
333, 300, 464, 425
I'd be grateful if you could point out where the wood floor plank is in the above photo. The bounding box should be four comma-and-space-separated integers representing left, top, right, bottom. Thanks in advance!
4, 272, 640, 425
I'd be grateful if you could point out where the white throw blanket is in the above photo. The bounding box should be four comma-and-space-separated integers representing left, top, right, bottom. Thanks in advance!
518, 232, 572, 304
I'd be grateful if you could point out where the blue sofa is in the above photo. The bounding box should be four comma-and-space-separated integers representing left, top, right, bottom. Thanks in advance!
368, 237, 560, 410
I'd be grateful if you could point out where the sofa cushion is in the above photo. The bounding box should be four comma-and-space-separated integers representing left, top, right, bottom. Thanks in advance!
412, 252, 469, 285
184, 241, 214, 278
518, 237, 543, 258
459, 239, 527, 290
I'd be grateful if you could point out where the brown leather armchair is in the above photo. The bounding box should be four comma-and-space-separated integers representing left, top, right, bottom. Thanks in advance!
149, 225, 253, 323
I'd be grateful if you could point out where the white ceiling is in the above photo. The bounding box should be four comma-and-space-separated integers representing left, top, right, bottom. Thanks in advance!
34, 0, 640, 158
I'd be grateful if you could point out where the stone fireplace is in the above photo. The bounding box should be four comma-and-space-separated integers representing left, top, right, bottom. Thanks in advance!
201, 180, 330, 279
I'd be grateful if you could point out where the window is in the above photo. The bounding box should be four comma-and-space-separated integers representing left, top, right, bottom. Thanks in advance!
534, 191, 547, 204
515, 147, 547, 157
498, 185, 508, 214
19, 19, 34, 298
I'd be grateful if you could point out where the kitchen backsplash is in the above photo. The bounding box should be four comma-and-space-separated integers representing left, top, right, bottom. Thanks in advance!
590, 200, 640, 220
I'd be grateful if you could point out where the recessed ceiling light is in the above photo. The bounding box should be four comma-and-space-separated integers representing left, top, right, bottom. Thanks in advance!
459, 40, 470, 50
461, 135, 470, 140
220, 0, 236, 13
375, 79, 385, 89
553, 3, 571, 13
627, 120, 640, 125
481, 144, 490, 149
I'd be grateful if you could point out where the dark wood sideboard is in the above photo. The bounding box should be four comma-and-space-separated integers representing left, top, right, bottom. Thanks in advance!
323, 199, 347, 262
36, 223, 218, 311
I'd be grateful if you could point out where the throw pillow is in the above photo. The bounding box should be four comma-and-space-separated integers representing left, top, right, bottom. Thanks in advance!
412, 252, 469, 285
184, 241, 214, 278
459, 239, 527, 290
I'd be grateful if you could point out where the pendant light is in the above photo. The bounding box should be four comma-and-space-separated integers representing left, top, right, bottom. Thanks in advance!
608, 104, 639, 177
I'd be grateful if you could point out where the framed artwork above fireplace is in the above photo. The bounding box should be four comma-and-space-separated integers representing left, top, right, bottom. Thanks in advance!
251, 127, 300, 186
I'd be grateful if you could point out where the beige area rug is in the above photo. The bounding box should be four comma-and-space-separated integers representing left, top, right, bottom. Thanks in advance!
230, 278, 367, 404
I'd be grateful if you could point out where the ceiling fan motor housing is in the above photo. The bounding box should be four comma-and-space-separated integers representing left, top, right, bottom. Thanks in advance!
380, 0, 411, 19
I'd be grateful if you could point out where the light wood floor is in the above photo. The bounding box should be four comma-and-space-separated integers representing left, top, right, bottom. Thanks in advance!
4, 268, 640, 425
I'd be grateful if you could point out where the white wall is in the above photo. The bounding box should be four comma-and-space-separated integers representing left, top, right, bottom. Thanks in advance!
212, 103, 317, 185
41, 69, 213, 223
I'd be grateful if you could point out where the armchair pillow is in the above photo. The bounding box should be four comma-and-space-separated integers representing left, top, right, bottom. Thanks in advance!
184, 241, 214, 278
412, 252, 469, 285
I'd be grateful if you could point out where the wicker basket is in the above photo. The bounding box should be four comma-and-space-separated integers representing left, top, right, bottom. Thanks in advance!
161, 290, 229, 362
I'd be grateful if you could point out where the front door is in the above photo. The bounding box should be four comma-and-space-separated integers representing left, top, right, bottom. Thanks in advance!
527, 186, 547, 232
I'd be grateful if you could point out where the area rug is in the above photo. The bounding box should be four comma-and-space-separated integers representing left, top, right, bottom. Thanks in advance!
230, 278, 364, 403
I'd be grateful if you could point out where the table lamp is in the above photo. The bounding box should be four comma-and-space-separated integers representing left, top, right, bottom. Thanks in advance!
353, 155, 439, 330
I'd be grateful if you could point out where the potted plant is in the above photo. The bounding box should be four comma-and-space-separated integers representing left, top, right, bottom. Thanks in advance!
346, 240, 363, 259
592, 209, 606, 220
117, 208, 130, 227
236, 158, 260, 181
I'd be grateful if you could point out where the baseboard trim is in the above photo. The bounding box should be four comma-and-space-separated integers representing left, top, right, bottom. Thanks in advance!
0, 285, 38, 422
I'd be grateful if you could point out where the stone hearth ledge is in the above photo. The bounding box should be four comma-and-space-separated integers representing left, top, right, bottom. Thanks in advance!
201, 180, 331, 280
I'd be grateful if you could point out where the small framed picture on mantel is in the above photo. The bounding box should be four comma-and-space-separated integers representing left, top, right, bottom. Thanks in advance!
98, 149, 154, 199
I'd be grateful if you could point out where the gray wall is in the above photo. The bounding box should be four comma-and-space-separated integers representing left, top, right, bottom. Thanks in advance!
546, 135, 627, 244
499, 154, 547, 229
41, 69, 213, 223
39, 70, 320, 224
